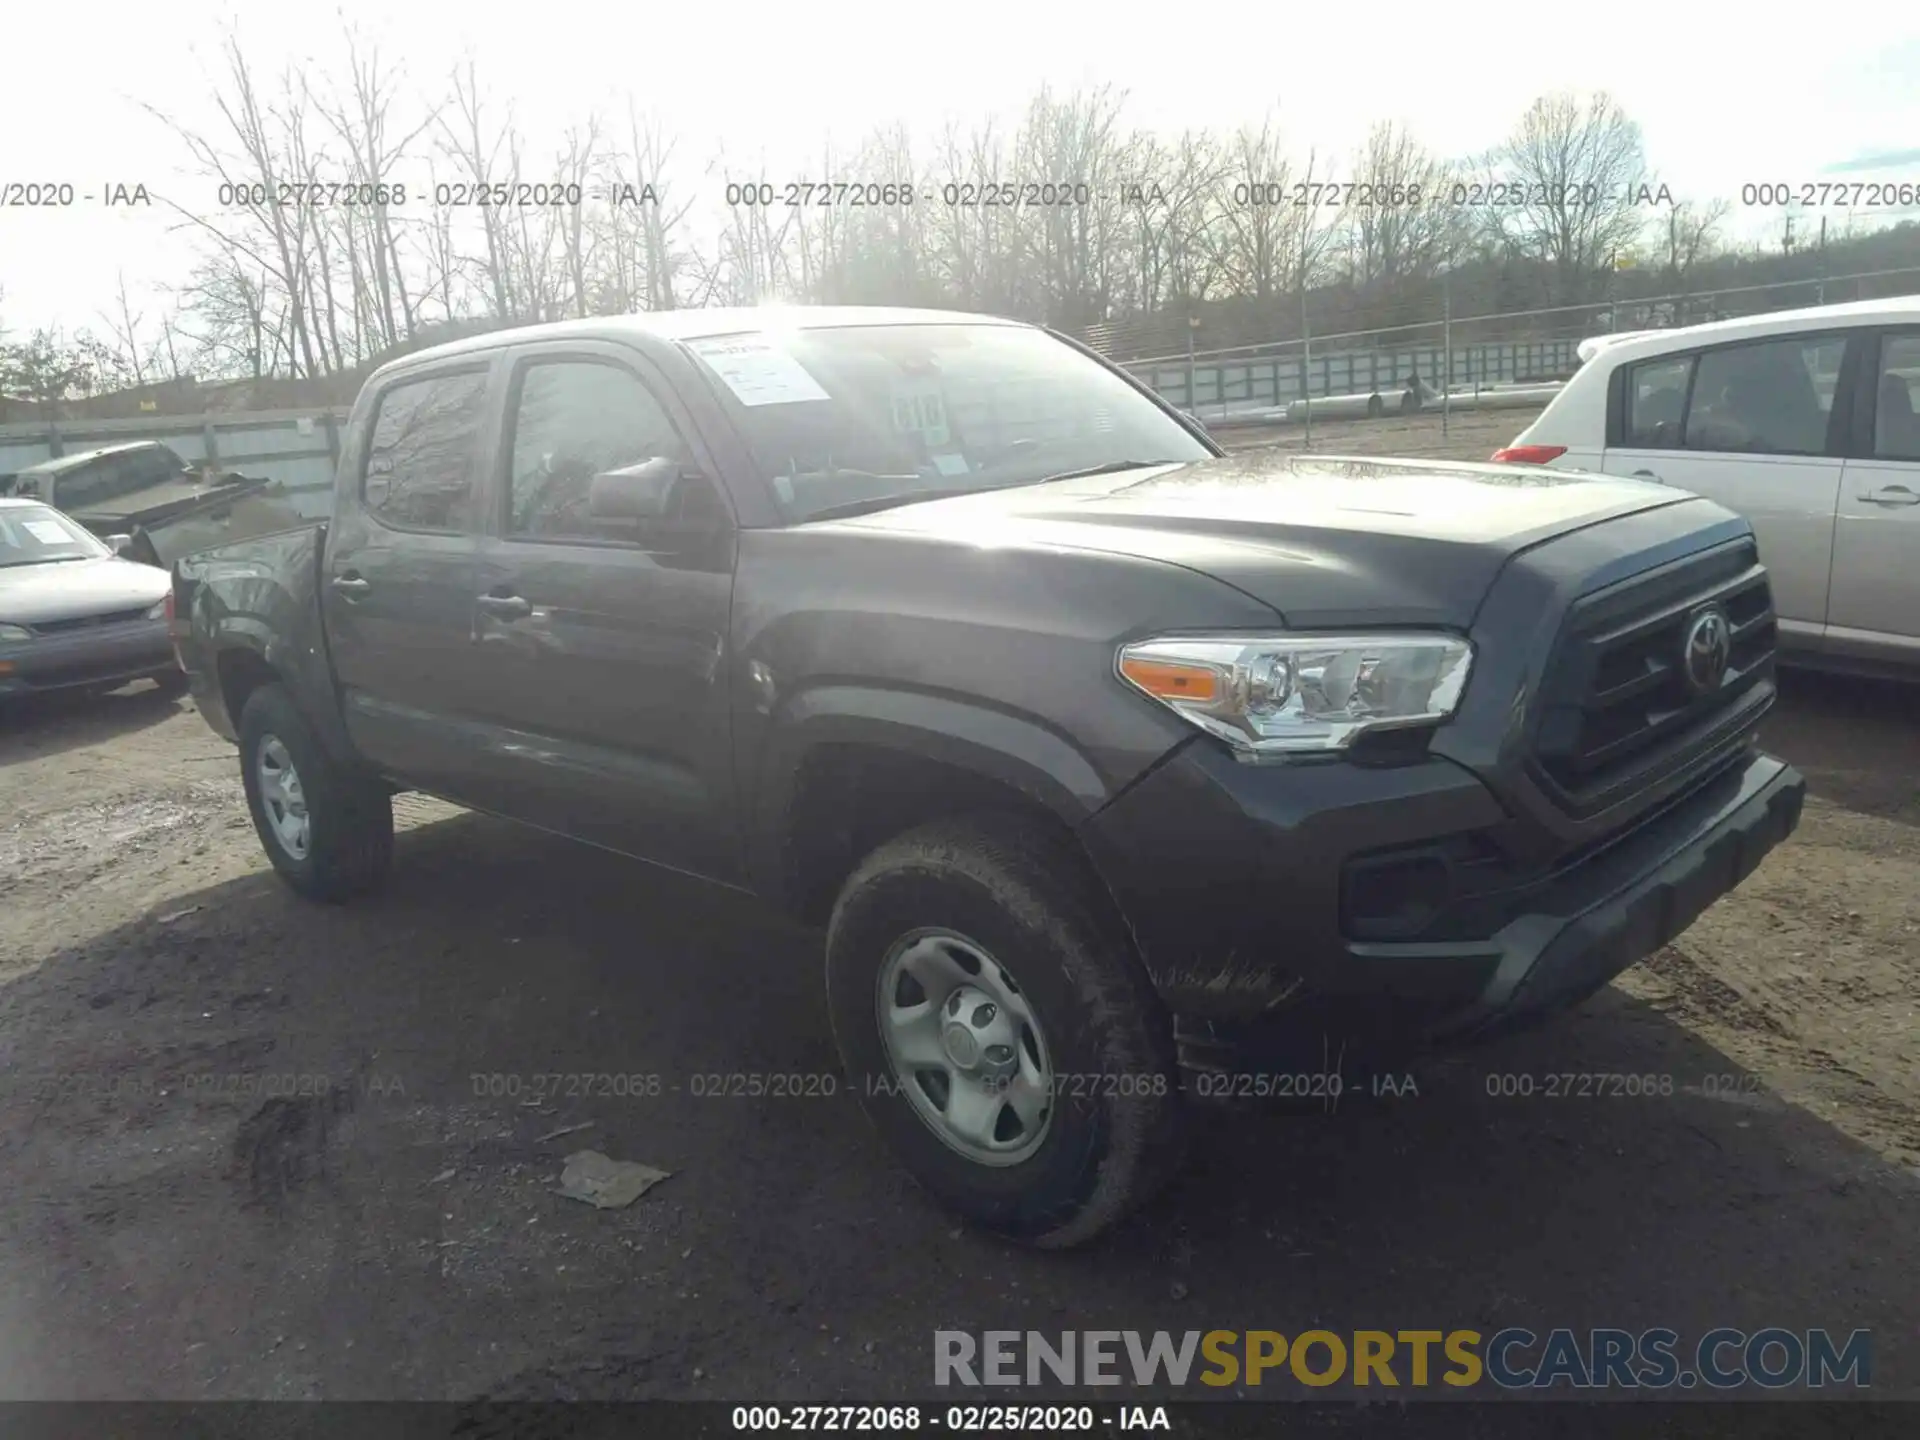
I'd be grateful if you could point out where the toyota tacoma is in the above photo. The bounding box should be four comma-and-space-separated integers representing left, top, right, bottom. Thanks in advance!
171, 307, 1805, 1247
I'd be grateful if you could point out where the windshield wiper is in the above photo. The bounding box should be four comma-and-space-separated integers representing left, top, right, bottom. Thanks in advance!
1034, 459, 1189, 483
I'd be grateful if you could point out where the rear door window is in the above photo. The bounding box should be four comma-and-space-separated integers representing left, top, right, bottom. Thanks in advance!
362, 369, 491, 532
1682, 335, 1846, 457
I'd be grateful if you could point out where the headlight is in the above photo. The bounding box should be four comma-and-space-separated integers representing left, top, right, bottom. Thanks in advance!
145, 598, 169, 620
1117, 632, 1473, 757
0, 623, 31, 642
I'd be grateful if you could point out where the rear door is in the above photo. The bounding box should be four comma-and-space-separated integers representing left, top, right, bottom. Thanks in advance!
1828, 329, 1920, 664
323, 361, 498, 795
1600, 332, 1853, 649
461, 340, 743, 882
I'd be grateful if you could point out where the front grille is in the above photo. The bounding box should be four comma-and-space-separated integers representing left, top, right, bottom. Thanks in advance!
1532, 540, 1775, 817
29, 607, 151, 635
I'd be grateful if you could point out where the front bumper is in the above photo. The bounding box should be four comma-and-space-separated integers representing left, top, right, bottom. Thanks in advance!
0, 619, 176, 696
1079, 738, 1804, 1055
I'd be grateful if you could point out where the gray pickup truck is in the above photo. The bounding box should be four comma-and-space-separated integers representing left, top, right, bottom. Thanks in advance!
173, 306, 1805, 1246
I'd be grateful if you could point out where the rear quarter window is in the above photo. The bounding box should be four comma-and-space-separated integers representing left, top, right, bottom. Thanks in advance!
1622, 355, 1693, 448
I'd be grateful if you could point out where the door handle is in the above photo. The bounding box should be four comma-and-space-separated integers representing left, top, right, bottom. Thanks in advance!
1631, 469, 1663, 482
1858, 485, 1920, 506
475, 592, 532, 619
330, 574, 371, 599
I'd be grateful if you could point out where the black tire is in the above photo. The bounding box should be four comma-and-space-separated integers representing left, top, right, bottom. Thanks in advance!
826, 813, 1185, 1247
238, 682, 393, 903
1365, 394, 1384, 419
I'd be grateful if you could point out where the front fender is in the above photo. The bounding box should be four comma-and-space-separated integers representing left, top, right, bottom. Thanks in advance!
744, 683, 1117, 902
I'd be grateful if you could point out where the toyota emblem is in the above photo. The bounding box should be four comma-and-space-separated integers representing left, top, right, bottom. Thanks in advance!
1682, 608, 1732, 694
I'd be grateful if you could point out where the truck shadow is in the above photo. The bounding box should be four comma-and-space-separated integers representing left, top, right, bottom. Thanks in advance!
0, 808, 1912, 1401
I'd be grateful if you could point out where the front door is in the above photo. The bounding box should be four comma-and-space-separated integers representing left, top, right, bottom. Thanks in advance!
323, 362, 495, 796
462, 344, 742, 882
1829, 330, 1920, 664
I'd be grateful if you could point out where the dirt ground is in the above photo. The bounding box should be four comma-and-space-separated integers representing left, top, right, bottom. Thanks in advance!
0, 409, 1915, 1413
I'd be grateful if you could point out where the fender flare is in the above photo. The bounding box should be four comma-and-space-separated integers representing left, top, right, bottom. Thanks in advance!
745, 684, 1114, 903
201, 609, 360, 770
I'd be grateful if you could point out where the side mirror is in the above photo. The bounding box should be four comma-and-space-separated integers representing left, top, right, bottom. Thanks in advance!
588, 457, 681, 521
105, 533, 136, 558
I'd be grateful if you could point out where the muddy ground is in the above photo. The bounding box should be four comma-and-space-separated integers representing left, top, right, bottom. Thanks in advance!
0, 408, 1914, 1416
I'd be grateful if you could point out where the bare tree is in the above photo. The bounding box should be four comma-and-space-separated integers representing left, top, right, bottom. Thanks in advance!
311, 25, 441, 352
556, 118, 601, 317
1217, 117, 1307, 302
98, 272, 154, 386
1342, 122, 1453, 290
437, 60, 519, 321
149, 31, 330, 375
1490, 91, 1651, 304
1661, 197, 1729, 289
1120, 130, 1229, 315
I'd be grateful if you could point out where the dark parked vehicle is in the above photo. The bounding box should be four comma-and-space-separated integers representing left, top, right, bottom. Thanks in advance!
173, 307, 1805, 1245
4, 440, 302, 569
0, 499, 184, 700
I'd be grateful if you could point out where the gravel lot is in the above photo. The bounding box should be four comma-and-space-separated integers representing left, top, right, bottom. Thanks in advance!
0, 409, 1914, 1416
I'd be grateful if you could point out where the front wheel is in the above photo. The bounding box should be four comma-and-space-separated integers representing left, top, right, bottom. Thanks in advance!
826, 814, 1184, 1247
238, 682, 393, 902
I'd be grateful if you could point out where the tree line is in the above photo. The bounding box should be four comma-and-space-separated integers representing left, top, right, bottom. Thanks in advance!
0, 25, 1907, 410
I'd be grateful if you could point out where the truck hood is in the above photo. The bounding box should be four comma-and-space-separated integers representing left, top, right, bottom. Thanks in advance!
834, 452, 1691, 627
0, 555, 169, 625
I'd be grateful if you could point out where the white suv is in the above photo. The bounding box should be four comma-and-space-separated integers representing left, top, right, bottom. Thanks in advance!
1497, 296, 1920, 676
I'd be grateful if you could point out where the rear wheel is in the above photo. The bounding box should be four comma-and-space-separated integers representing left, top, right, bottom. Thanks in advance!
1366, 394, 1385, 419
826, 814, 1184, 1247
238, 682, 392, 902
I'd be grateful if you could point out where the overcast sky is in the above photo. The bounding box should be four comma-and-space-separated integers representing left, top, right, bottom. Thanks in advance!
2, 0, 1918, 337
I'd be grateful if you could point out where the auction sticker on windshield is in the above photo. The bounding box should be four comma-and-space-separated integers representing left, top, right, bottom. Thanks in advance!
688, 336, 831, 406
22, 520, 71, 545
890, 380, 952, 448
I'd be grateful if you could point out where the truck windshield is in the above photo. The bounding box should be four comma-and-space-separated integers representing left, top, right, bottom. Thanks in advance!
0, 504, 107, 567
682, 322, 1211, 522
